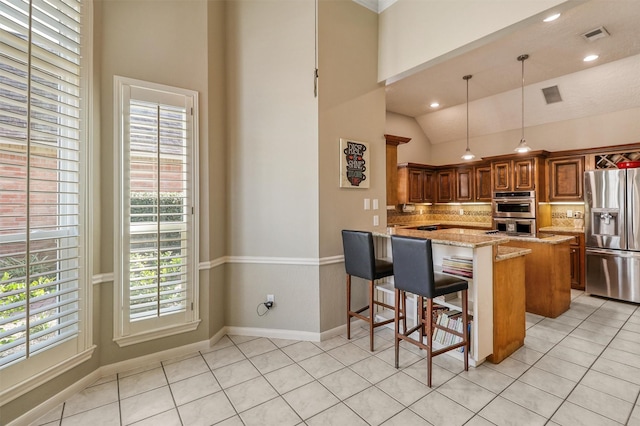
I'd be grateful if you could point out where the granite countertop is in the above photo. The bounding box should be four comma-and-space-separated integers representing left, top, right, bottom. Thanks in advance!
376, 228, 508, 248
496, 245, 532, 261
539, 226, 585, 234
377, 227, 574, 247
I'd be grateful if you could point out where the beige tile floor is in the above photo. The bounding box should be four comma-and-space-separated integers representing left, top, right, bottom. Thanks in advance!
32, 291, 640, 426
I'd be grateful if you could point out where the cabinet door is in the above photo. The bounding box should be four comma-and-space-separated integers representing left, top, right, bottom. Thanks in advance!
513, 158, 536, 190
548, 157, 584, 201
408, 169, 424, 203
423, 170, 435, 203
569, 244, 580, 289
437, 169, 455, 202
456, 167, 474, 201
475, 166, 492, 201
492, 161, 511, 191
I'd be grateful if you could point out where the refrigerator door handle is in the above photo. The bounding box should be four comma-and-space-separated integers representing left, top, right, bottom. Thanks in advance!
586, 248, 640, 258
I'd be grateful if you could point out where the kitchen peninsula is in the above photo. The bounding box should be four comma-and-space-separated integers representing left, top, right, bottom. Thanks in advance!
374, 228, 531, 366
376, 227, 574, 365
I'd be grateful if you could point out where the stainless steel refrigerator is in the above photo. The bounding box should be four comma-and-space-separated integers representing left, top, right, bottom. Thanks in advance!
584, 168, 640, 303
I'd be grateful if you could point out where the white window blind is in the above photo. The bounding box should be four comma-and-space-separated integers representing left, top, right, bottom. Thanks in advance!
0, 0, 85, 370
115, 77, 199, 344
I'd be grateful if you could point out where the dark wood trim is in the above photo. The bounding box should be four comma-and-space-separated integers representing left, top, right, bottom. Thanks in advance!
384, 134, 411, 146
547, 142, 640, 158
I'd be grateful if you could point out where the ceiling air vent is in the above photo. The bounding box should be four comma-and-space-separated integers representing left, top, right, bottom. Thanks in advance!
542, 86, 563, 104
582, 26, 610, 42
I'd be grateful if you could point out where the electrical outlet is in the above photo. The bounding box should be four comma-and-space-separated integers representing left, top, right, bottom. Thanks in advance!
567, 210, 573, 218
459, 209, 464, 216
267, 294, 275, 303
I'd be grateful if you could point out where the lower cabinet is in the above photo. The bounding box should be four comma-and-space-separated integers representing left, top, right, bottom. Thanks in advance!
568, 233, 585, 290
540, 231, 585, 290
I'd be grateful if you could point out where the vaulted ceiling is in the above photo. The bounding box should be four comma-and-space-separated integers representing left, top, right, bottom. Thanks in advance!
383, 0, 640, 144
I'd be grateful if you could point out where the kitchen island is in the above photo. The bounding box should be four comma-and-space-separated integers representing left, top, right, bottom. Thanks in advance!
374, 228, 531, 366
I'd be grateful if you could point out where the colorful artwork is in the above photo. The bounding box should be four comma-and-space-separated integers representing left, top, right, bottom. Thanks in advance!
340, 138, 370, 188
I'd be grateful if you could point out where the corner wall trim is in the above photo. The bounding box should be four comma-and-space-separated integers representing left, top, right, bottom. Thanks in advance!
92, 255, 344, 285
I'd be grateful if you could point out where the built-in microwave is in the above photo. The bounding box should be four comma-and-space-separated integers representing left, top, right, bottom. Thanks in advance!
492, 191, 536, 219
493, 218, 536, 237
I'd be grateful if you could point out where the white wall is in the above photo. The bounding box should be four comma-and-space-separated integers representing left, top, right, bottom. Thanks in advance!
378, 0, 571, 82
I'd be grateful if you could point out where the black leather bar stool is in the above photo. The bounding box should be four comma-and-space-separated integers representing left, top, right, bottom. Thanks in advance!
341, 230, 405, 352
390, 235, 470, 387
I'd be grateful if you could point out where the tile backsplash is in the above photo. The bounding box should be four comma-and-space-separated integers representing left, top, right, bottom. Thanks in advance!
387, 203, 585, 228
387, 204, 492, 226
550, 204, 585, 227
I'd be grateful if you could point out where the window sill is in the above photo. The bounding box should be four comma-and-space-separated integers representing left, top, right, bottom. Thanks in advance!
114, 320, 201, 347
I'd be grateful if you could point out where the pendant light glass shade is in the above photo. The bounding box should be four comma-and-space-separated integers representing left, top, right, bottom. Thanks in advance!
461, 74, 475, 160
515, 54, 532, 153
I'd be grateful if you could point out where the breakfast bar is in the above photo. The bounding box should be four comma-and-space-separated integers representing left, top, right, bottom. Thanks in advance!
374, 228, 531, 366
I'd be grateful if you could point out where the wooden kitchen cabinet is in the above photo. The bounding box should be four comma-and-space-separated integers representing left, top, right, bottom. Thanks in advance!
456, 167, 474, 202
397, 163, 434, 204
475, 165, 492, 201
547, 156, 585, 201
437, 169, 455, 202
539, 231, 585, 290
491, 152, 548, 193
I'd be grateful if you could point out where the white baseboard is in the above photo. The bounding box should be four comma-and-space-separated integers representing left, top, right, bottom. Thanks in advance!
7, 324, 362, 425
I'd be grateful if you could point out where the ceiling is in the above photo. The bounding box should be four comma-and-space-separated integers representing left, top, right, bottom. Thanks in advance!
384, 0, 640, 144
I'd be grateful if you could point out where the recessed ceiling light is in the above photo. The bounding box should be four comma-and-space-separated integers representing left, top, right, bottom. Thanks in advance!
584, 54, 599, 62
543, 13, 561, 22
430, 102, 440, 108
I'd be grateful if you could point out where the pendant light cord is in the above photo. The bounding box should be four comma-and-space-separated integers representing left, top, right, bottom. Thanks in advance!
464, 75, 471, 150
518, 54, 529, 141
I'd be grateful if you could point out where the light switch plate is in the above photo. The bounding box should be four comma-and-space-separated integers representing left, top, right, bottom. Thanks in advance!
567, 210, 573, 218
373, 199, 379, 210
373, 215, 379, 226
364, 198, 370, 210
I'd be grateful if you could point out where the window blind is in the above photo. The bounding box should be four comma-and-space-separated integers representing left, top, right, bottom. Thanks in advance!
0, 0, 82, 367
126, 100, 190, 322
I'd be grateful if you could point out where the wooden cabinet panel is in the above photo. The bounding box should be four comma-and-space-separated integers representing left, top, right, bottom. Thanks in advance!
492, 155, 545, 193
456, 168, 474, 202
475, 166, 492, 201
397, 164, 434, 204
423, 170, 435, 203
493, 161, 511, 191
408, 169, 423, 203
547, 157, 584, 201
513, 158, 536, 190
437, 169, 455, 202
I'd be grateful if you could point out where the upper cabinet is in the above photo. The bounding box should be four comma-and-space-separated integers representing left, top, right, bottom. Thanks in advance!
397, 163, 434, 204
398, 163, 489, 204
455, 167, 474, 202
437, 169, 455, 203
475, 165, 492, 201
491, 152, 548, 193
546, 156, 585, 202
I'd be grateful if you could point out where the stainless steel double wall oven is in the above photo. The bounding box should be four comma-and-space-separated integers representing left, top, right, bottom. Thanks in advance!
492, 190, 537, 236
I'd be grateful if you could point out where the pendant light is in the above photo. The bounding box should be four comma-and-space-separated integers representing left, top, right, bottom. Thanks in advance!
461, 74, 475, 160
514, 54, 532, 153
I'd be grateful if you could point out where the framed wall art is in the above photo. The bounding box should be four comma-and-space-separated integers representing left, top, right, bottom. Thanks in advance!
339, 138, 370, 188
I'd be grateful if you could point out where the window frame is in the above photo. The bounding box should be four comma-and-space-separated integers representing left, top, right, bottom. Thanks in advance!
0, 0, 94, 405
113, 76, 200, 347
